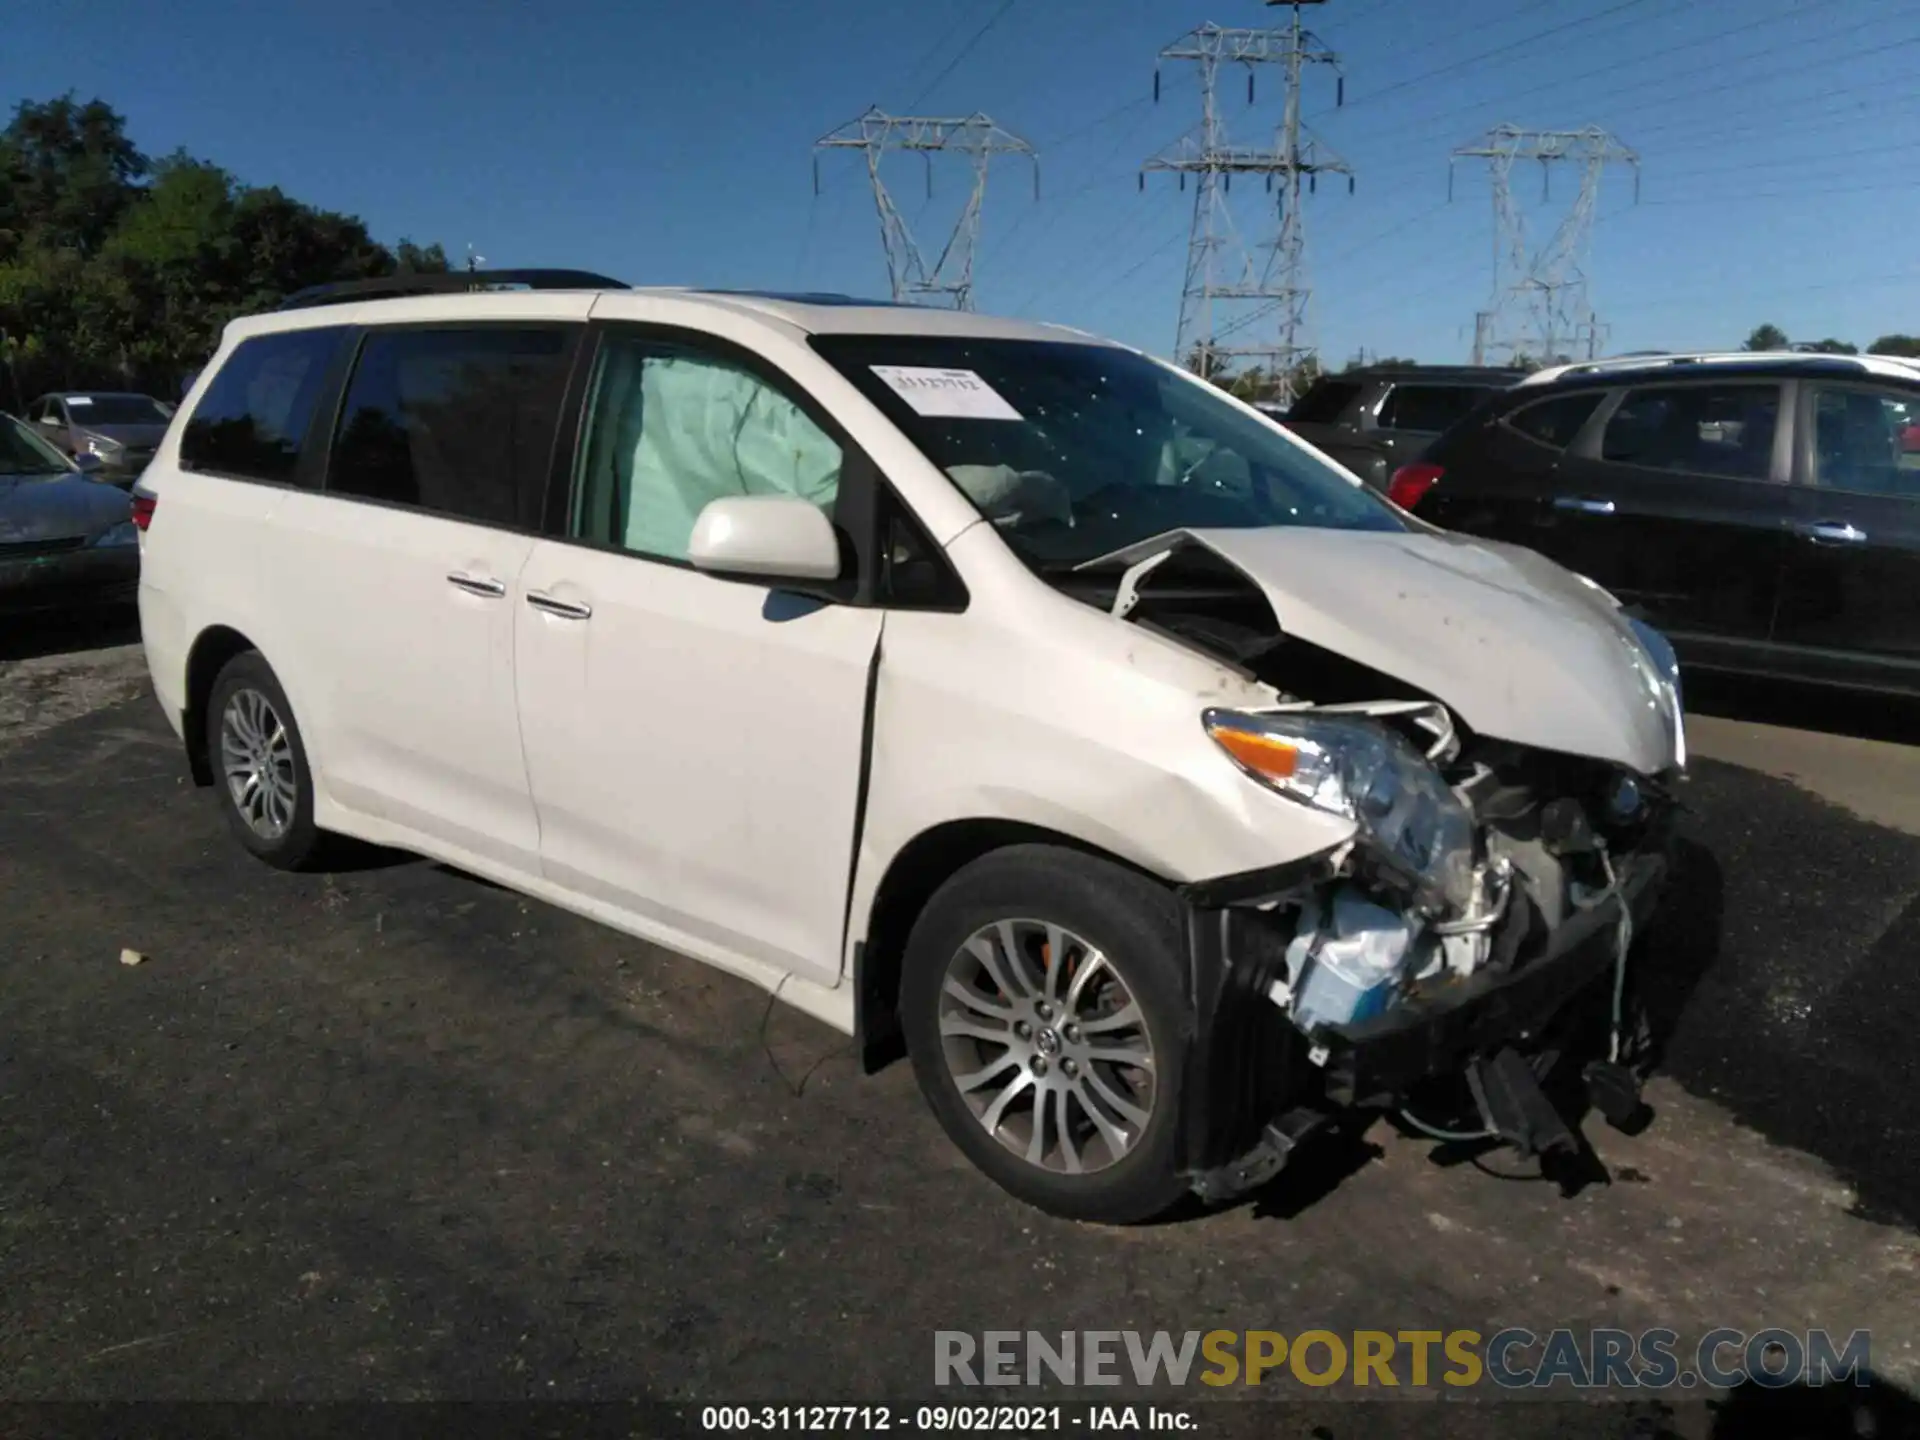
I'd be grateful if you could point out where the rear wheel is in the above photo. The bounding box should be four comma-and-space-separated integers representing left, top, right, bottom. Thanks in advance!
900, 844, 1193, 1224
206, 650, 327, 871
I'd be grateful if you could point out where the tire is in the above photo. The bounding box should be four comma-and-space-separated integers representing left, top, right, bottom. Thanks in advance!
205, 650, 328, 871
900, 843, 1193, 1224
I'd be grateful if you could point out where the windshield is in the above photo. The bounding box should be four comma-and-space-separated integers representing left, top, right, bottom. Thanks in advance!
811, 336, 1404, 568
0, 413, 75, 476
63, 394, 170, 426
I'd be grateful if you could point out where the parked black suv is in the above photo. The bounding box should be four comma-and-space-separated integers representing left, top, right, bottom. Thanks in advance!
1395, 351, 1920, 697
1281, 364, 1524, 490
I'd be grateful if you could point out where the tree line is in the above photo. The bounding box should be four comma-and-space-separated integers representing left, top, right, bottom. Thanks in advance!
1742, 324, 1919, 358
0, 95, 447, 413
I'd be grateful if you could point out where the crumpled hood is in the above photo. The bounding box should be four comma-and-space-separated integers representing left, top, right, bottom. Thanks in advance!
1095, 525, 1683, 776
0, 472, 132, 543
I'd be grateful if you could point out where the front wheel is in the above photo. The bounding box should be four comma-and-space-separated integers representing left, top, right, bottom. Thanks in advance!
900, 844, 1194, 1224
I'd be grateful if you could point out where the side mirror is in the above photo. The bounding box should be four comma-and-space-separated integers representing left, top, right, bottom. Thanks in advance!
72, 452, 104, 474
688, 496, 841, 583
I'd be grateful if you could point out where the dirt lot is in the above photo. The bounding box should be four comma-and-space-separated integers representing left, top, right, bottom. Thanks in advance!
2, 616, 1918, 1435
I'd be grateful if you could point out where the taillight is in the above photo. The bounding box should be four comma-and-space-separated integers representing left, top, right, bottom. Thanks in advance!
130, 492, 157, 532
1387, 462, 1444, 511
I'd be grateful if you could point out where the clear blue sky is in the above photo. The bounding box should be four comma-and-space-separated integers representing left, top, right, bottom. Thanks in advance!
7, 0, 1918, 364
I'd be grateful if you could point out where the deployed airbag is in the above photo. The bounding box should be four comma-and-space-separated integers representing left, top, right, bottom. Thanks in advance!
617, 355, 842, 558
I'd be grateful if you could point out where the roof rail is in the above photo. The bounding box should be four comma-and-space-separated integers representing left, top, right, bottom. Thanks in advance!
276, 268, 630, 312
1517, 350, 1886, 387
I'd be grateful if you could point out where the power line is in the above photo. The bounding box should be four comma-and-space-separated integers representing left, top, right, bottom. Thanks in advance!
988, 105, 1188, 275
1347, 25, 1920, 191
1015, 208, 1184, 317
1635, 98, 1916, 158
1311, 0, 1658, 120
1644, 135, 1920, 186
1324, 0, 1801, 152
1637, 177, 1909, 206
898, 2, 991, 102
1601, 268, 1920, 315
907, 0, 1020, 112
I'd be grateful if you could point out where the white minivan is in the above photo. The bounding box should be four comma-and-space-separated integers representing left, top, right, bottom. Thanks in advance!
135, 272, 1686, 1223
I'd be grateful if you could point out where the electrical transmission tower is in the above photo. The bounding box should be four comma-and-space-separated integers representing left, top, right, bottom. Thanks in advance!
1449, 125, 1639, 367
815, 106, 1036, 310
1141, 1, 1351, 407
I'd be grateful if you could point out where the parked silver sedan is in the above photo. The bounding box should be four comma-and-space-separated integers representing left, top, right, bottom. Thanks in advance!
27, 391, 173, 482
0, 412, 139, 616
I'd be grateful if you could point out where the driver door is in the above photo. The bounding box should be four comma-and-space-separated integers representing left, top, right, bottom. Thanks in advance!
513, 326, 883, 987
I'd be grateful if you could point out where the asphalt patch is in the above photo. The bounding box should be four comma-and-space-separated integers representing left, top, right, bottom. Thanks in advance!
1646, 759, 1920, 1229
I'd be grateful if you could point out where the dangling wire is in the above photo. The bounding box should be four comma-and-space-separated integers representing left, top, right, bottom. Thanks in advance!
1399, 1106, 1496, 1144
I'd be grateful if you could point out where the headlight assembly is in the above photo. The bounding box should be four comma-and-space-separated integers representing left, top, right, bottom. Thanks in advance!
1625, 616, 1686, 770
1203, 707, 1475, 911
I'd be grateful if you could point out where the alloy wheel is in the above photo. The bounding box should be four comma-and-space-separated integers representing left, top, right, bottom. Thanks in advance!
218, 686, 297, 842
938, 918, 1158, 1176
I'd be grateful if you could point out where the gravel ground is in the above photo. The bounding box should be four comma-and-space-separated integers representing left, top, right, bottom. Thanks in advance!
0, 612, 147, 747
2, 617, 1917, 1437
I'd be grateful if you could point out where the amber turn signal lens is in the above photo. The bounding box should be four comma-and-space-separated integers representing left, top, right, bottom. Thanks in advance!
1207, 723, 1300, 779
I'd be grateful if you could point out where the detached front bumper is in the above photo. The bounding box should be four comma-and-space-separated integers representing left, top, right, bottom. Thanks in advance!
1174, 841, 1671, 1200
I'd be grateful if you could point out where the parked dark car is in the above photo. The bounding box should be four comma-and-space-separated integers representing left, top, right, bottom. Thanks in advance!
1392, 351, 1920, 698
0, 411, 139, 615
1280, 364, 1524, 491
27, 390, 173, 482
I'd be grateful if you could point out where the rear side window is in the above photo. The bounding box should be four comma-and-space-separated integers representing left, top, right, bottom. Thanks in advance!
326, 326, 576, 529
1286, 379, 1362, 425
1504, 391, 1605, 450
1377, 384, 1492, 433
181, 327, 347, 483
1601, 383, 1781, 480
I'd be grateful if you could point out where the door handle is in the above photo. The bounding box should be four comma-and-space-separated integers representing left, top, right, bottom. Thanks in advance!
1552, 496, 1617, 515
526, 590, 593, 621
446, 571, 507, 598
1796, 519, 1868, 545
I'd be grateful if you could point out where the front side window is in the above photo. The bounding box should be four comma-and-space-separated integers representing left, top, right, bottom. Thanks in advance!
181, 327, 348, 483
1377, 383, 1492, 433
1810, 386, 1920, 498
811, 335, 1402, 570
1504, 390, 1605, 450
1600, 382, 1781, 481
327, 326, 575, 528
0, 413, 73, 475
571, 335, 843, 563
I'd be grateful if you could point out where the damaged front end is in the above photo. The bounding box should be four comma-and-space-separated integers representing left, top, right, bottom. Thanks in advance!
1065, 531, 1687, 1203
1175, 707, 1675, 1203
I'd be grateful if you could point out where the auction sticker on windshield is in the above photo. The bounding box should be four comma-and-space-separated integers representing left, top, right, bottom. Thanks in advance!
870, 366, 1023, 421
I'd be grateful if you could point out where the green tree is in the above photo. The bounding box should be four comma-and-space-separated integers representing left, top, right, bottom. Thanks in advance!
1743, 323, 1789, 352
1868, 334, 1920, 357
0, 94, 447, 406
